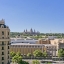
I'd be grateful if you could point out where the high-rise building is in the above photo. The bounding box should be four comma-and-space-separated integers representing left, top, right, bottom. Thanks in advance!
0, 19, 10, 64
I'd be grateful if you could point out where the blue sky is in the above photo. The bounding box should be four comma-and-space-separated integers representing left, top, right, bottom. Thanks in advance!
0, 0, 64, 33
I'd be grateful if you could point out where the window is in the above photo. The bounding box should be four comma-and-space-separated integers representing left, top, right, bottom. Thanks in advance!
29, 46, 31, 47
18, 45, 20, 47
8, 46, 9, 49
2, 31, 4, 35
8, 60, 9, 64
38, 46, 40, 48
2, 47, 4, 50
8, 32, 9, 35
13, 45, 14, 47
2, 41, 4, 45
21, 46, 23, 47
26, 45, 27, 47
47, 46, 48, 48
2, 52, 4, 55
8, 37, 9, 39
8, 56, 9, 59
35, 46, 37, 48
1, 25, 4, 28
8, 51, 9, 54
2, 57, 4, 60
2, 62, 4, 64
2, 37, 4, 39
8, 41, 9, 45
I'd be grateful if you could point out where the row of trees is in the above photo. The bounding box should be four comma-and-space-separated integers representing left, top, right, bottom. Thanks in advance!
10, 50, 47, 64
10, 51, 42, 64
10, 50, 47, 58
10, 32, 64, 38
28, 50, 47, 58
10, 52, 29, 64
10, 49, 64, 64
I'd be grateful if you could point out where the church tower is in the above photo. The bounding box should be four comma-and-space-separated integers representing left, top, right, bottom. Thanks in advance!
30, 28, 33, 33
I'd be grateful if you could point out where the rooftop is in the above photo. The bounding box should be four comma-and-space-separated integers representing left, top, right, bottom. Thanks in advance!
11, 43, 54, 46
11, 43, 44, 46
0, 19, 9, 28
11, 38, 38, 44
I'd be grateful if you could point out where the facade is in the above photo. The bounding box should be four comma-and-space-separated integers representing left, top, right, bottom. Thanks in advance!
44, 44, 57, 57
10, 43, 44, 55
10, 43, 57, 57
50, 39, 64, 56
11, 38, 64, 56
0, 19, 10, 64
36, 39, 50, 44
59, 43, 64, 49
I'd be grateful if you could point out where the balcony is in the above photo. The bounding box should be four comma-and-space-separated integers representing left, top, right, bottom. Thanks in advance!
7, 43, 11, 45
0, 44, 6, 46
0, 38, 10, 41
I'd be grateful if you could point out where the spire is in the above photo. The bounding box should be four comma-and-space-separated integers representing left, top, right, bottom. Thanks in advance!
34, 29, 35, 33
26, 29, 27, 32
30, 28, 33, 32
24, 29, 25, 32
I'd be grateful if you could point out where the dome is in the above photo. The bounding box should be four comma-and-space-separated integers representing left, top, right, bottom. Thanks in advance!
0, 24, 7, 28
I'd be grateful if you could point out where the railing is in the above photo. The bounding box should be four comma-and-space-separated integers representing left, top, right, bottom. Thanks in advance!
7, 43, 11, 45
0, 38, 10, 41
0, 44, 6, 46
0, 38, 10, 39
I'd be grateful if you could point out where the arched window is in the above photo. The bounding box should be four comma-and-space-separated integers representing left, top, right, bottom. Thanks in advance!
1, 25, 4, 28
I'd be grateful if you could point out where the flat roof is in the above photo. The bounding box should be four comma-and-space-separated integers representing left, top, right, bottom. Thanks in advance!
11, 43, 54, 46
11, 43, 44, 46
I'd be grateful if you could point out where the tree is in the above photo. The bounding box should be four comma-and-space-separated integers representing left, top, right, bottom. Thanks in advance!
32, 60, 40, 64
10, 51, 16, 57
27, 53, 31, 57
12, 54, 22, 64
58, 49, 64, 58
21, 61, 29, 64
16, 52, 21, 56
33, 50, 43, 57
43, 51, 47, 58
12, 52, 29, 64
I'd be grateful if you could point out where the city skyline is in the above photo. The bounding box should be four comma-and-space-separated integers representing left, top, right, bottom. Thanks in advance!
0, 0, 64, 33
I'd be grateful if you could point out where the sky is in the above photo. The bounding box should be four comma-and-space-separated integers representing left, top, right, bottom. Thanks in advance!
0, 0, 64, 33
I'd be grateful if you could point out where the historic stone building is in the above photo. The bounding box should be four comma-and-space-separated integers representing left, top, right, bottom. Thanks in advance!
0, 19, 10, 64
23, 28, 40, 35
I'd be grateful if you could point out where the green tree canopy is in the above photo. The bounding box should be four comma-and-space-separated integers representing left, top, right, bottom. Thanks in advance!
16, 52, 21, 56
27, 53, 31, 57
32, 60, 40, 64
43, 51, 47, 58
12, 54, 22, 63
21, 61, 29, 64
10, 51, 16, 57
33, 50, 43, 57
12, 52, 29, 64
58, 48, 64, 58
